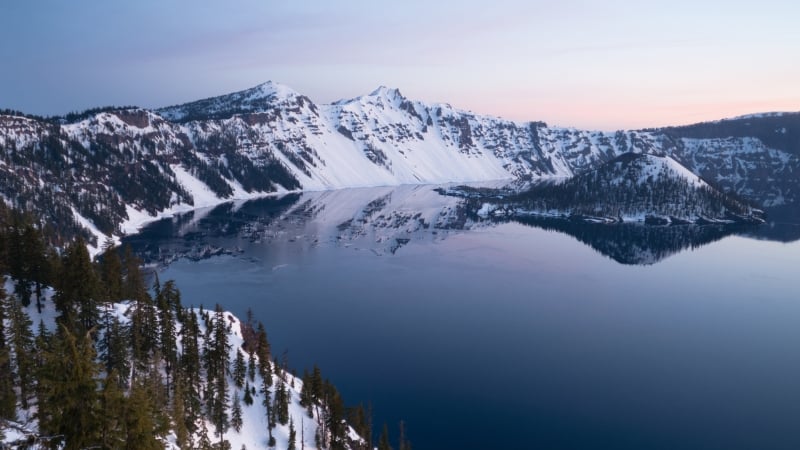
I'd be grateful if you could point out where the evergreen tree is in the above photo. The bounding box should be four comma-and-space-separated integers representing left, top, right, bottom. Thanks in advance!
314, 428, 322, 450
129, 287, 157, 381
172, 377, 191, 450
234, 348, 246, 389
156, 280, 179, 391
261, 371, 274, 445
54, 236, 100, 333
7, 218, 32, 308
124, 379, 163, 450
22, 223, 48, 313
0, 287, 16, 420
100, 309, 130, 387
288, 418, 297, 450
36, 325, 102, 450
255, 322, 271, 380
243, 381, 254, 406
144, 358, 171, 437
347, 403, 372, 450
274, 379, 290, 426
398, 420, 411, 450
197, 420, 214, 450
32, 319, 50, 415
247, 351, 257, 383
122, 245, 147, 302
179, 309, 202, 429
378, 423, 393, 450
325, 381, 347, 450
205, 305, 231, 446
299, 369, 312, 409
98, 370, 127, 449
231, 391, 243, 433
99, 238, 123, 302
7, 297, 35, 409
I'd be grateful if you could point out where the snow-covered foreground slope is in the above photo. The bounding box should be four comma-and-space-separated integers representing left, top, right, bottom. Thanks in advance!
0, 81, 797, 247
0, 280, 363, 450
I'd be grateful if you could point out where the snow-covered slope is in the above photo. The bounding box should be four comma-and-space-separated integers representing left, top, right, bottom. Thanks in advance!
604, 153, 708, 188
0, 281, 364, 450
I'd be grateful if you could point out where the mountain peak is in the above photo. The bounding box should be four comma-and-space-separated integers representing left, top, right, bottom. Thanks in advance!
247, 80, 300, 100
369, 85, 404, 100
156, 80, 304, 122
604, 153, 707, 188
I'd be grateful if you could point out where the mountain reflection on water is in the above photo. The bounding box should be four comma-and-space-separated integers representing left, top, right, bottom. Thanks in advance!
123, 184, 799, 267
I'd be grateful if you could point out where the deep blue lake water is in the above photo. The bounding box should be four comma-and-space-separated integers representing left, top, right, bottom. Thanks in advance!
125, 186, 800, 450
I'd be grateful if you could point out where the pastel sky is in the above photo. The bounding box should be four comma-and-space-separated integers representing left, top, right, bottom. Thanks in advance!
1, 0, 798, 130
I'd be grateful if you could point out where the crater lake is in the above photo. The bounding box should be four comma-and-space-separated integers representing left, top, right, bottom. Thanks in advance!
124, 185, 800, 450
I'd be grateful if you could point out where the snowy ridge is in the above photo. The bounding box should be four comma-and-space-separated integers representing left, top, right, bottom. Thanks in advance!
157, 81, 304, 122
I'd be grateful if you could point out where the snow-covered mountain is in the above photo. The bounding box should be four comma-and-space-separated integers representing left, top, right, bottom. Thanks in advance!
0, 82, 797, 246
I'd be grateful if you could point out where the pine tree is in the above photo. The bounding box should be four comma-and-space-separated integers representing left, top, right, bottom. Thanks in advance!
54, 236, 100, 333
255, 322, 271, 381
7, 297, 35, 410
378, 423, 393, 450
179, 309, 202, 429
99, 238, 123, 302
129, 287, 157, 381
398, 420, 411, 450
0, 287, 16, 420
206, 304, 231, 446
314, 428, 322, 450
98, 370, 127, 449
32, 319, 50, 415
122, 245, 147, 302
197, 420, 213, 450
156, 280, 179, 391
22, 223, 48, 313
347, 403, 372, 450
299, 369, 312, 409
288, 418, 297, 450
310, 365, 323, 402
261, 371, 274, 445
124, 379, 164, 450
37, 325, 102, 450
234, 348, 246, 389
243, 381, 254, 406
231, 391, 243, 433
247, 351, 257, 383
274, 379, 290, 426
7, 219, 32, 308
172, 377, 191, 450
100, 310, 130, 387
144, 359, 171, 437
325, 381, 346, 450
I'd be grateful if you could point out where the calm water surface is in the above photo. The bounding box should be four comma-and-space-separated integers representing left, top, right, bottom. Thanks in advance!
126, 186, 800, 450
